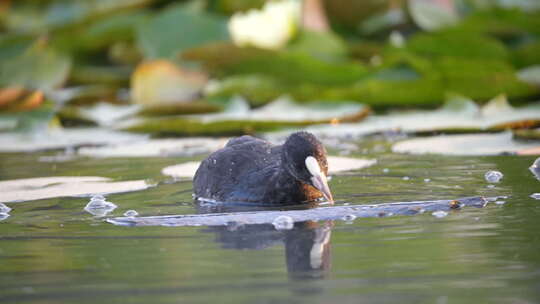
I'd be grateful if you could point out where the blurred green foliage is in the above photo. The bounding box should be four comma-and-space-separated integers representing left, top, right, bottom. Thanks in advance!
0, 0, 539, 134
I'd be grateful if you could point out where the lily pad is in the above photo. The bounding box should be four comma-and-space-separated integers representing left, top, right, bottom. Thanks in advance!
119, 96, 369, 135
63, 102, 141, 127
131, 60, 207, 108
0, 41, 71, 91
0, 176, 152, 203
408, 0, 459, 31
294, 95, 540, 138
0, 128, 147, 152
136, 3, 229, 59
161, 156, 377, 180
79, 137, 228, 158
392, 132, 540, 156
517, 65, 540, 86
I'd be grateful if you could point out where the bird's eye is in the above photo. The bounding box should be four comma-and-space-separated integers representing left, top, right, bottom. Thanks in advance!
305, 156, 321, 176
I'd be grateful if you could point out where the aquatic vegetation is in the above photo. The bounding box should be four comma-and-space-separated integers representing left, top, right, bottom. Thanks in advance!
0, 176, 152, 203
392, 132, 538, 156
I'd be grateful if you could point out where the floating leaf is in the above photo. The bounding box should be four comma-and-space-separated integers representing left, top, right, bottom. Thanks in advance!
407, 30, 509, 61
161, 156, 377, 180
0, 128, 147, 152
119, 96, 369, 135
183, 43, 369, 85
287, 30, 347, 60
136, 3, 229, 59
0, 176, 152, 203
3, 0, 152, 33
517, 65, 540, 87
0, 42, 71, 91
65, 102, 141, 127
79, 138, 228, 158
392, 132, 539, 156
131, 60, 207, 108
408, 0, 459, 31
297, 95, 540, 138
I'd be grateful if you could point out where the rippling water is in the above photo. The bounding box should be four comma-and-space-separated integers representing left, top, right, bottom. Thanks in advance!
1, 139, 539, 303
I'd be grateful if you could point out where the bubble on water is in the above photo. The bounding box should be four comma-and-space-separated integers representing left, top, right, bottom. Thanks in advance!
432, 210, 448, 218
402, 176, 410, 181
530, 193, 540, 200
123, 210, 138, 217
486, 184, 495, 189
90, 194, 105, 201
0, 213, 9, 221
0, 203, 12, 214
495, 200, 506, 205
484, 170, 503, 183
84, 197, 117, 217
529, 157, 540, 180
424, 178, 431, 182
382, 168, 390, 173
272, 215, 294, 230
342, 214, 357, 222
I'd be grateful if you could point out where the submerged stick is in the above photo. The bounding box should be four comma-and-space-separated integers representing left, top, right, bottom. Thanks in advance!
106, 196, 494, 227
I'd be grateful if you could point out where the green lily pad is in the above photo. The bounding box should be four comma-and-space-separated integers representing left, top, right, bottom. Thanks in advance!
392, 132, 540, 156
183, 43, 370, 86
118, 97, 369, 136
0, 176, 152, 203
161, 156, 377, 180
0, 42, 72, 91
136, 3, 229, 59
4, 0, 152, 33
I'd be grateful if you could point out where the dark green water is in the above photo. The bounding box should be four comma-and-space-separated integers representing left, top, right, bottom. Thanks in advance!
1, 141, 540, 304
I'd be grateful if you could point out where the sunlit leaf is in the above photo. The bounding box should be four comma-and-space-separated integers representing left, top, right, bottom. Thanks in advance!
131, 60, 207, 108
0, 128, 147, 152
392, 132, 539, 156
79, 137, 228, 158
517, 65, 540, 87
118, 96, 369, 135
408, 0, 459, 31
0, 176, 152, 203
291, 95, 540, 138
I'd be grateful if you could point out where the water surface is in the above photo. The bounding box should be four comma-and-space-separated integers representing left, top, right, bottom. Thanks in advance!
1, 139, 539, 303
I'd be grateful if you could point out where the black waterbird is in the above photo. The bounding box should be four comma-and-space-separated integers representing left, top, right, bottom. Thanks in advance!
193, 132, 334, 205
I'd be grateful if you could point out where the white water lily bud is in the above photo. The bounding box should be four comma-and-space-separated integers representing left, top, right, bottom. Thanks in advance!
228, 0, 301, 50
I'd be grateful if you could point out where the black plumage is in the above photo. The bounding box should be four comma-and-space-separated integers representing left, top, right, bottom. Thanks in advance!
193, 132, 333, 205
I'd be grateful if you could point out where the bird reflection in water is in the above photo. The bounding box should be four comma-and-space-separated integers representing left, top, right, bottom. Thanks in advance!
197, 203, 333, 280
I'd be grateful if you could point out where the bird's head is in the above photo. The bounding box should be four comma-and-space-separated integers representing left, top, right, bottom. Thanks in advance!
282, 132, 334, 204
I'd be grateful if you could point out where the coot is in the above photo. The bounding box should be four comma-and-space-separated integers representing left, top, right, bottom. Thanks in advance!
193, 132, 333, 205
